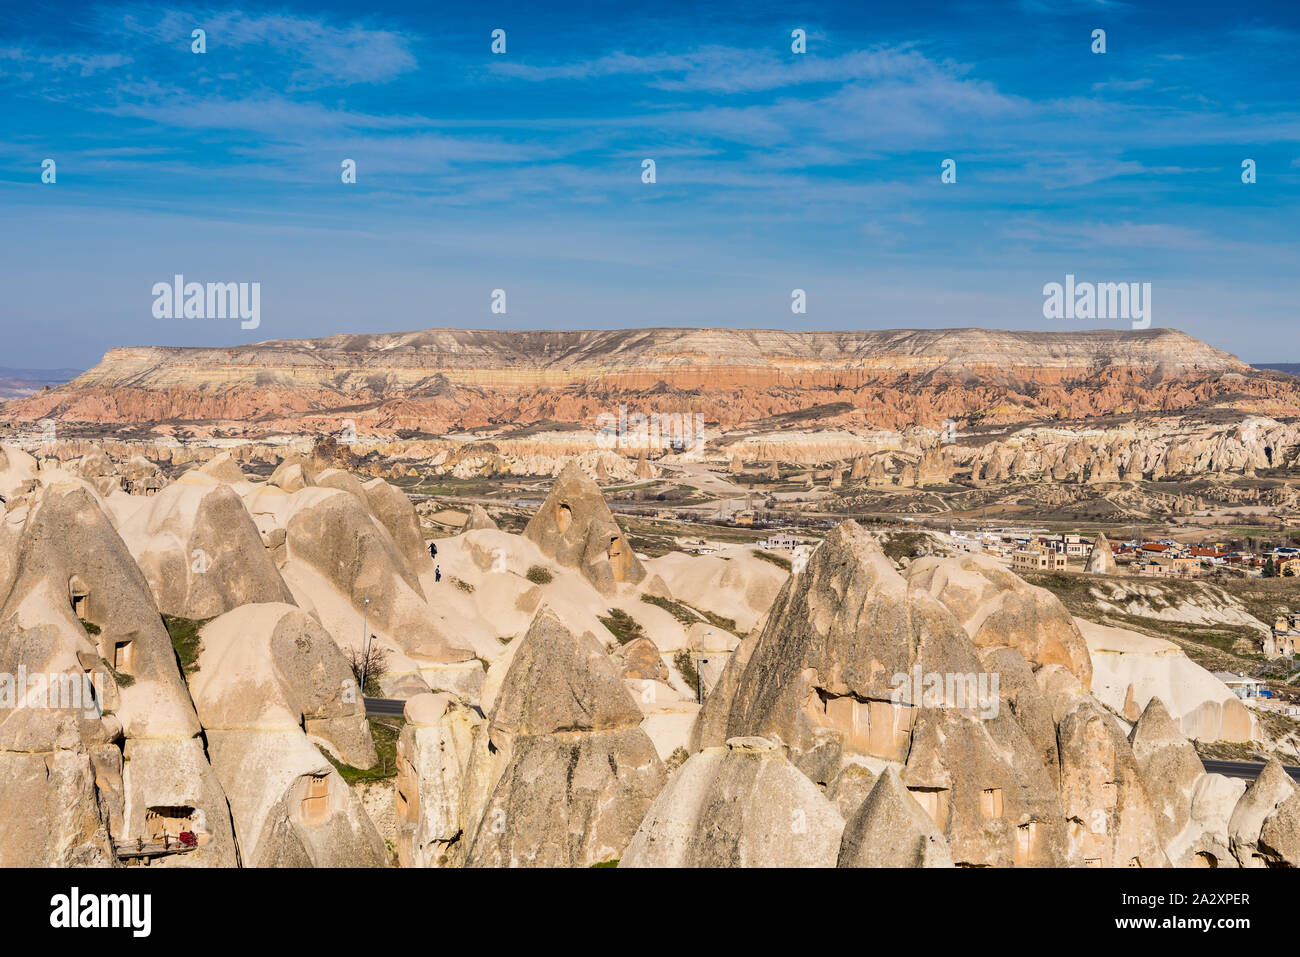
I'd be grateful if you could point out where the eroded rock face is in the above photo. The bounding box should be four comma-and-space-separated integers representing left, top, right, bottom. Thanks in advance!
903, 707, 1066, 867
621, 737, 844, 868
523, 461, 645, 595
463, 608, 665, 867
1039, 667, 1169, 868
1258, 790, 1300, 867
714, 521, 983, 780
114, 477, 295, 620
464, 505, 497, 531
839, 766, 954, 868
282, 489, 471, 665
1128, 697, 1203, 848
395, 693, 482, 868
1230, 759, 1297, 867
190, 604, 384, 867
0, 481, 238, 866
1086, 533, 1118, 575
907, 551, 1092, 688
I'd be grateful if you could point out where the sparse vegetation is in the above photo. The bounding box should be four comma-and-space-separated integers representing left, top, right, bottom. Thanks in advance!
525, 565, 553, 585
681, 602, 737, 634
346, 643, 390, 697
674, 649, 700, 694
102, 658, 135, 688
640, 593, 700, 626
162, 614, 209, 677
323, 717, 402, 783
451, 576, 475, 593
598, 608, 646, 645
79, 618, 100, 636
754, 550, 791, 571
666, 746, 690, 771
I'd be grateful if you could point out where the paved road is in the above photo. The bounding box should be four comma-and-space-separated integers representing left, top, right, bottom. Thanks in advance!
364, 697, 405, 717
1203, 759, 1300, 782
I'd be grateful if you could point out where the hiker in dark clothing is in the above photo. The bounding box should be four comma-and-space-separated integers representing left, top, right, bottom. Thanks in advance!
435, 565, 441, 583
428, 541, 437, 559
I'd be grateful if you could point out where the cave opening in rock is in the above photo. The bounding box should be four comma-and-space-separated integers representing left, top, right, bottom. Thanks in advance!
146, 805, 196, 841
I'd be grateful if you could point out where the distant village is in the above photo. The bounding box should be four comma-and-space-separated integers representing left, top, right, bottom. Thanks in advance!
944, 528, 1300, 580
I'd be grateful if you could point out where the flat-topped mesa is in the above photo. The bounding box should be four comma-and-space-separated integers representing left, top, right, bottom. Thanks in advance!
3, 327, 1274, 433
523, 460, 645, 595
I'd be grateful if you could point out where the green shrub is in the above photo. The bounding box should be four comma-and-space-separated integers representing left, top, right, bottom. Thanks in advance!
526, 565, 554, 585
162, 614, 210, 677
640, 593, 699, 626
598, 608, 646, 645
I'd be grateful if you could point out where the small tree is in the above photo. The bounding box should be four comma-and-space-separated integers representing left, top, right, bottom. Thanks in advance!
347, 643, 389, 697
1263, 556, 1278, 578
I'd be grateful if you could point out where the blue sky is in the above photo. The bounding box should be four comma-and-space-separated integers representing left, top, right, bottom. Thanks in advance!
1, 0, 1298, 369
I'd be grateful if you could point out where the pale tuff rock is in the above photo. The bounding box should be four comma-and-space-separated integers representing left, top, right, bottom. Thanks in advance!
978, 646, 1060, 790
111, 476, 295, 620
902, 707, 1066, 867
614, 636, 670, 683
1258, 789, 1300, 867
825, 762, 877, 821
463, 504, 497, 531
644, 546, 785, 636
362, 477, 435, 576
1080, 618, 1256, 743
268, 458, 314, 493
1127, 697, 1204, 848
1086, 532, 1118, 575
1173, 774, 1245, 868
621, 736, 844, 868
907, 551, 1092, 688
523, 460, 645, 595
190, 604, 375, 768
190, 604, 385, 867
728, 454, 744, 473
281, 489, 471, 664
838, 766, 954, 868
396, 693, 482, 868
196, 451, 247, 485
463, 608, 665, 867
0, 481, 238, 866
710, 521, 983, 781
1037, 666, 1169, 868
1229, 759, 1296, 867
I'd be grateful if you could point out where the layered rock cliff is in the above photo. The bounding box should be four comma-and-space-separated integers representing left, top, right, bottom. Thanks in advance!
3, 327, 1292, 435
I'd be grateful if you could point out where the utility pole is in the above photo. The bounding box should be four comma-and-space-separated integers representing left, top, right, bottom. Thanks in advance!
697, 632, 713, 705
358, 599, 371, 695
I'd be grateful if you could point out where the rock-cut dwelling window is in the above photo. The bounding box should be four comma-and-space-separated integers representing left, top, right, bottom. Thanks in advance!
1016, 822, 1037, 858
69, 580, 89, 621
113, 639, 134, 674
555, 502, 573, 534
907, 787, 950, 829
301, 775, 329, 824
980, 787, 1003, 819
